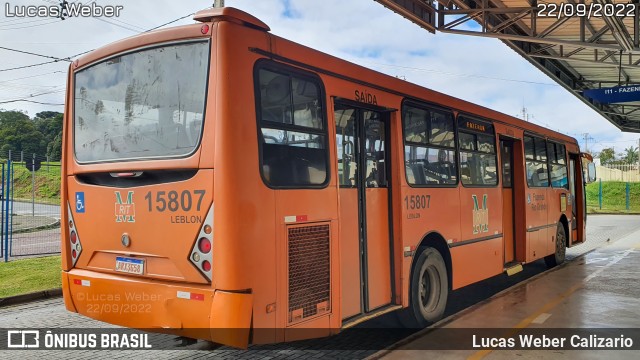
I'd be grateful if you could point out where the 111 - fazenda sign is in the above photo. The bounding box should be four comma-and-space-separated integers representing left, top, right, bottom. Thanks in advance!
584, 85, 640, 104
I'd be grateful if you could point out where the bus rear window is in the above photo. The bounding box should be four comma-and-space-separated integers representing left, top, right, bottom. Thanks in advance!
73, 41, 209, 163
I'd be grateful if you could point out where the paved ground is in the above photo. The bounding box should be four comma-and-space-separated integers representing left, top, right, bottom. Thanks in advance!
9, 201, 60, 218
0, 215, 638, 359
0, 217, 60, 259
377, 219, 640, 359
10, 215, 59, 232
7, 227, 60, 258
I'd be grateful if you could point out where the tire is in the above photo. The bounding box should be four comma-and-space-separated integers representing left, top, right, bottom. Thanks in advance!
398, 247, 448, 328
545, 223, 566, 268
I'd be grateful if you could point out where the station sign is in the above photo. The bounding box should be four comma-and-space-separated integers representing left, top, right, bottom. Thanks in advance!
583, 85, 640, 104
24, 158, 41, 172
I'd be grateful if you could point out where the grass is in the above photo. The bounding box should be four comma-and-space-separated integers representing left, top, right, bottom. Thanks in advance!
4, 162, 61, 204
586, 181, 640, 214
0, 255, 61, 298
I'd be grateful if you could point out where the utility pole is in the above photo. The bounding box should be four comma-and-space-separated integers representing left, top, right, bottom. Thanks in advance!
581, 133, 594, 153
518, 106, 533, 122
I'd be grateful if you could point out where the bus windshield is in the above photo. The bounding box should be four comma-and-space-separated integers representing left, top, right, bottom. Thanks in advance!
73, 40, 209, 163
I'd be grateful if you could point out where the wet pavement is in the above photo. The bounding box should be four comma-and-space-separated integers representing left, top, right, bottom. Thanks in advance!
375, 221, 640, 360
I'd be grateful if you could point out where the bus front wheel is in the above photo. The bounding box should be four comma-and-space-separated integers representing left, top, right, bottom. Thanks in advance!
399, 247, 448, 328
545, 223, 566, 268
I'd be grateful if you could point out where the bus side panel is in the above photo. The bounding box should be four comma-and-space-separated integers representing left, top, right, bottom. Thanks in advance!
525, 187, 547, 261
338, 188, 361, 319
400, 186, 460, 302
546, 186, 567, 255
61, 64, 73, 272
215, 21, 278, 342
454, 186, 503, 289
450, 237, 503, 289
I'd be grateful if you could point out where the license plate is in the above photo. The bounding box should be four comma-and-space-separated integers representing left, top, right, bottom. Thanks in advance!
115, 257, 144, 275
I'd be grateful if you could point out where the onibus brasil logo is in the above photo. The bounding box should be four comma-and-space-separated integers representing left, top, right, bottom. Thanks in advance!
472, 194, 489, 234
115, 191, 135, 223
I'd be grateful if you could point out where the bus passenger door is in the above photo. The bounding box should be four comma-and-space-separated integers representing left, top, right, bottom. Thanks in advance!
500, 138, 516, 264
568, 153, 586, 244
335, 102, 392, 319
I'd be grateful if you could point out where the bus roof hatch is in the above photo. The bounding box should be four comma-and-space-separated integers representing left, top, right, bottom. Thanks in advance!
193, 7, 270, 32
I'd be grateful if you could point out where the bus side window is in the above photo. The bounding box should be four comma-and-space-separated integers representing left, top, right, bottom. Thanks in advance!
524, 135, 550, 188
256, 65, 328, 188
548, 142, 568, 189
402, 103, 457, 186
457, 116, 497, 186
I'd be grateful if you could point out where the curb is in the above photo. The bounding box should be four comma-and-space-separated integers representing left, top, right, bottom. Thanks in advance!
0, 288, 62, 308
12, 218, 61, 234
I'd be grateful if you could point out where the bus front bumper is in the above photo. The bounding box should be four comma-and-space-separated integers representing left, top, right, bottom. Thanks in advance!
61, 269, 253, 348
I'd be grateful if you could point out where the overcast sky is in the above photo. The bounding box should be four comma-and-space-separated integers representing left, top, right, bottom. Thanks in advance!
1, 0, 638, 154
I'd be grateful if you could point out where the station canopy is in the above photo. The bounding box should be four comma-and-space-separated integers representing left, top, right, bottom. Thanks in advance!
374, 0, 640, 132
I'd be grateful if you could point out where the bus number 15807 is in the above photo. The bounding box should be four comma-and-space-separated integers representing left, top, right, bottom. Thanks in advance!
144, 190, 205, 212
404, 195, 430, 210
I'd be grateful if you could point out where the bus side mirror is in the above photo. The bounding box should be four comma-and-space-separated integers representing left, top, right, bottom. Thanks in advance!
586, 162, 596, 183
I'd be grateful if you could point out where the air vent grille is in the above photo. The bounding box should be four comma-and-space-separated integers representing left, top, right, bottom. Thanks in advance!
287, 224, 330, 324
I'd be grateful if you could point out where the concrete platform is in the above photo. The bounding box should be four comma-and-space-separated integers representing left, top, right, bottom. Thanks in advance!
376, 226, 640, 359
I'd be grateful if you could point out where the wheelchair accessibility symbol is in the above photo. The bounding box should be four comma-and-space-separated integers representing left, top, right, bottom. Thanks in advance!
76, 192, 85, 213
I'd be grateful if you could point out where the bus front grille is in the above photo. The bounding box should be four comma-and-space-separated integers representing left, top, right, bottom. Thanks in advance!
287, 223, 331, 324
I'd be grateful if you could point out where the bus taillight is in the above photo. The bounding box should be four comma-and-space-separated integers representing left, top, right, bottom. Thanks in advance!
67, 203, 82, 266
189, 204, 214, 281
198, 238, 211, 253
202, 260, 211, 272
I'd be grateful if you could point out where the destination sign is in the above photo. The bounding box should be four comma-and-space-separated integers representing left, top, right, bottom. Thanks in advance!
583, 85, 640, 104
458, 116, 493, 135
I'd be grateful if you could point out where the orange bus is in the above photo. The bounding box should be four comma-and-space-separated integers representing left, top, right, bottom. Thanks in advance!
61, 7, 595, 348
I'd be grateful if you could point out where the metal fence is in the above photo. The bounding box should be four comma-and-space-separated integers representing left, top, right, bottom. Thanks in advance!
1, 153, 61, 261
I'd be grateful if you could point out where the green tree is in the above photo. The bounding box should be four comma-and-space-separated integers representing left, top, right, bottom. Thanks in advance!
0, 110, 56, 158
34, 112, 62, 145
34, 111, 60, 120
47, 133, 63, 161
598, 147, 616, 165
623, 146, 639, 165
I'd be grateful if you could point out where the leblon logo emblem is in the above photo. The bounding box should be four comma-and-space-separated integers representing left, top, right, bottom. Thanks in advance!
115, 191, 135, 223
472, 194, 489, 234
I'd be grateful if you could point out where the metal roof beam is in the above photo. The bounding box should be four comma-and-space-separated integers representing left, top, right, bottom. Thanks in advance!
438, 7, 532, 14
491, 9, 530, 33
373, 0, 437, 33
528, 53, 640, 70
438, 28, 630, 52
594, 0, 635, 51
537, 16, 572, 39
598, 51, 616, 63
588, 26, 610, 43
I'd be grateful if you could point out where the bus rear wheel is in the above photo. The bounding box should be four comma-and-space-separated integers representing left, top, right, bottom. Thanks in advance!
399, 247, 448, 328
545, 223, 566, 268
